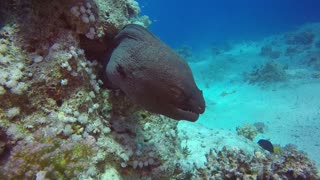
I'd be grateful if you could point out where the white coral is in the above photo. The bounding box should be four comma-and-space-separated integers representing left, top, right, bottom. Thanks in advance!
6, 107, 20, 119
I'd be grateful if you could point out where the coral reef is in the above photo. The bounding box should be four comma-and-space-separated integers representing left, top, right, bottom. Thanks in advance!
236, 124, 258, 140
3, 133, 99, 179
0, 33, 28, 95
0, 0, 170, 179
176, 122, 319, 179
0, 0, 183, 176
285, 31, 316, 46
244, 61, 288, 85
282, 26, 318, 59
200, 144, 319, 179
270, 144, 319, 179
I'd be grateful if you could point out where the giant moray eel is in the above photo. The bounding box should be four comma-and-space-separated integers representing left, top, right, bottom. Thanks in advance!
105, 24, 205, 121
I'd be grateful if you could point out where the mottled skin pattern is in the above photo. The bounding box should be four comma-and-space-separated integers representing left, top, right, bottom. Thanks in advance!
106, 24, 205, 121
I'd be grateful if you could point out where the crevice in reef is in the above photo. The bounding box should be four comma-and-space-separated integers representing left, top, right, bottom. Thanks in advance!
78, 34, 114, 63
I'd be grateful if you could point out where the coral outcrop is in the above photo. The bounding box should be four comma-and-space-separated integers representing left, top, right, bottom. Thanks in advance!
201, 144, 319, 179
244, 61, 288, 85
236, 124, 259, 140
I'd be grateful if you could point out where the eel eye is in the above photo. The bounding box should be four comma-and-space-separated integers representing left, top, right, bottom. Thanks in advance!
116, 64, 127, 79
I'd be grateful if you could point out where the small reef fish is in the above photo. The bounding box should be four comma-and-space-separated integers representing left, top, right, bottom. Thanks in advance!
258, 139, 274, 153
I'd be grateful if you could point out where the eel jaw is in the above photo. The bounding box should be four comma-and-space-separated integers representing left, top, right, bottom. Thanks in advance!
175, 107, 200, 122
168, 103, 204, 122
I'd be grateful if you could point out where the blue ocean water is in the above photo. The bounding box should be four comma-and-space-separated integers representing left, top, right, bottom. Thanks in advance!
138, 0, 320, 49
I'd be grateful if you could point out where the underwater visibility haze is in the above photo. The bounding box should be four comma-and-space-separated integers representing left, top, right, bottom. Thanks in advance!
0, 0, 320, 179
140, 0, 320, 48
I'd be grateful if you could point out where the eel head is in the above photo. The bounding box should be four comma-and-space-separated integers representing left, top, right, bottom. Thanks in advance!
106, 24, 205, 121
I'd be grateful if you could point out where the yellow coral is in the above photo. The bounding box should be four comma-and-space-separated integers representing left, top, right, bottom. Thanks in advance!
273, 145, 282, 154
57, 112, 66, 121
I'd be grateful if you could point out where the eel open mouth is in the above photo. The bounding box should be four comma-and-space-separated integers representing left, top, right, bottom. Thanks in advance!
161, 95, 206, 121
175, 107, 199, 122
173, 104, 205, 122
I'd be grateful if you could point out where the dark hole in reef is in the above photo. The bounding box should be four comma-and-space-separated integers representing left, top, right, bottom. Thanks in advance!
56, 99, 63, 107
0, 0, 13, 29
141, 113, 147, 119
79, 34, 116, 88
0, 128, 14, 167
58, 13, 73, 30
79, 34, 114, 63
127, 6, 135, 16
0, 11, 7, 28
285, 170, 294, 177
